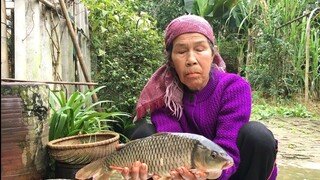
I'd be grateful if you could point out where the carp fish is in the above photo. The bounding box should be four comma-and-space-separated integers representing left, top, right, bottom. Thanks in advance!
75, 132, 234, 180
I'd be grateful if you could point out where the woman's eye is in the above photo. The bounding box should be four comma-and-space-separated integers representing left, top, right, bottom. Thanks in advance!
196, 48, 204, 52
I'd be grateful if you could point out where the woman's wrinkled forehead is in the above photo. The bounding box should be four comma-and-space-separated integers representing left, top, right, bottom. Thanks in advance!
165, 15, 215, 50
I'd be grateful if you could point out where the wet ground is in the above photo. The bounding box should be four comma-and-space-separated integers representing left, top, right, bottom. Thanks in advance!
257, 117, 320, 180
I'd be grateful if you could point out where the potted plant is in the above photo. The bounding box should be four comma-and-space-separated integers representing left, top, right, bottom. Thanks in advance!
48, 86, 130, 140
46, 86, 130, 178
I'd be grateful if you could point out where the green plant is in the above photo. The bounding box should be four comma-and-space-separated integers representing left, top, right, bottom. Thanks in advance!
184, 0, 240, 19
81, 0, 164, 115
139, 0, 185, 31
251, 102, 313, 120
48, 86, 131, 141
235, 0, 320, 100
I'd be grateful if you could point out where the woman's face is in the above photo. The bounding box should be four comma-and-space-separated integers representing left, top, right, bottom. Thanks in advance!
171, 33, 214, 91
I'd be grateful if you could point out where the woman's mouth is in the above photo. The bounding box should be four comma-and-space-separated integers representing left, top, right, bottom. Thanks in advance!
186, 72, 199, 78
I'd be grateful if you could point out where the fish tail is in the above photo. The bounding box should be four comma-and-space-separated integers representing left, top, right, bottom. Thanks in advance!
75, 159, 112, 180
95, 172, 115, 180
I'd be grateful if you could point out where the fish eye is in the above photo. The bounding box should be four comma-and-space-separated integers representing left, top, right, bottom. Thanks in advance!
211, 151, 217, 158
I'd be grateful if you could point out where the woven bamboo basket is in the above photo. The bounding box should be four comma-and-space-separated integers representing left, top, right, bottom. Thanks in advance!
47, 132, 119, 165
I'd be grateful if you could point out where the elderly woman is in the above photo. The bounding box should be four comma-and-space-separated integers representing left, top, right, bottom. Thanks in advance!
125, 15, 278, 180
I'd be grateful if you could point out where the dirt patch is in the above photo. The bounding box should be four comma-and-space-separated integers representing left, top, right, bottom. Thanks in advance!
257, 117, 320, 179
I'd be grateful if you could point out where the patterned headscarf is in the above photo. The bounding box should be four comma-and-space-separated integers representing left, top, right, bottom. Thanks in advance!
134, 15, 226, 121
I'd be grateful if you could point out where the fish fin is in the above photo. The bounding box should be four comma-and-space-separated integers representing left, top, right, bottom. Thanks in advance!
109, 165, 125, 171
120, 133, 160, 147
95, 171, 114, 180
116, 143, 127, 150
150, 132, 170, 136
75, 159, 111, 180
189, 168, 197, 173
109, 171, 126, 180
121, 133, 169, 148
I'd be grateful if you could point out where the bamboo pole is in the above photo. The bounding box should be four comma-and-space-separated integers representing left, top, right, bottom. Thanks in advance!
1, 0, 9, 78
58, 0, 98, 103
245, 28, 253, 80
38, 0, 55, 10
305, 8, 320, 103
275, 12, 311, 31
73, 0, 82, 92
1, 78, 98, 85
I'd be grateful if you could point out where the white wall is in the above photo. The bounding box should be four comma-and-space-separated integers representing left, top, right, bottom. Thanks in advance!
14, 0, 91, 93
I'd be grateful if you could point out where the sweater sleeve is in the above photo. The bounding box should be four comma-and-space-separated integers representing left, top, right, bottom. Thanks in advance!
151, 108, 183, 132
215, 75, 252, 179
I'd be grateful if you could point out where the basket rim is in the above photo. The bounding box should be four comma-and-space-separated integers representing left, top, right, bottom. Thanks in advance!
47, 132, 119, 150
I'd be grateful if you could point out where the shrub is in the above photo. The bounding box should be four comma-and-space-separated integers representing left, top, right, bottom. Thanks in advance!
48, 86, 130, 141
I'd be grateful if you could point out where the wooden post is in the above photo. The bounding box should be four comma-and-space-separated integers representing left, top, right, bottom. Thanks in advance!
58, 0, 98, 103
1, 0, 9, 78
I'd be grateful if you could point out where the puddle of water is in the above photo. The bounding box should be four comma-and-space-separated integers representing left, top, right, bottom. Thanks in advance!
278, 165, 320, 180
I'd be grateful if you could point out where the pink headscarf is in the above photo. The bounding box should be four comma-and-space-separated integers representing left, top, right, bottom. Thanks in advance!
134, 15, 226, 121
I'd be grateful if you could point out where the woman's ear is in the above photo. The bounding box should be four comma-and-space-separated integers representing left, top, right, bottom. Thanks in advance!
214, 45, 219, 52
212, 45, 219, 60
214, 45, 219, 54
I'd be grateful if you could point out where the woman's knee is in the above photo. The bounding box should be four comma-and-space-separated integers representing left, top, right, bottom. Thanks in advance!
238, 121, 277, 152
232, 121, 278, 180
129, 119, 156, 140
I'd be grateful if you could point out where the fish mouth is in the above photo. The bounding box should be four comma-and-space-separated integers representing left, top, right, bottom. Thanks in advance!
222, 160, 234, 170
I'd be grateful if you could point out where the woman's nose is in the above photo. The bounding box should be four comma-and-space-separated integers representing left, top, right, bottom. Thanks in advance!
186, 52, 198, 66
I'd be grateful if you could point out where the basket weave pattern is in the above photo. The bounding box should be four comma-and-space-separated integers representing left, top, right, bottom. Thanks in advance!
47, 132, 119, 164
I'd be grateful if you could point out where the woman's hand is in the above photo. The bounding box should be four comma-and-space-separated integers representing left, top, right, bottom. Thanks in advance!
115, 145, 154, 180
117, 161, 161, 180
170, 167, 222, 180
116, 162, 222, 180
121, 161, 148, 180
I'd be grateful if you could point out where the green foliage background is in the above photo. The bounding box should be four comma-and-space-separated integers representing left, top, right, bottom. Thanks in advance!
82, 0, 164, 116
81, 0, 319, 121
234, 0, 319, 99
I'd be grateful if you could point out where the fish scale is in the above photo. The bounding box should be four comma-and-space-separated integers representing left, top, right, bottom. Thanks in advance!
105, 133, 196, 175
75, 132, 234, 180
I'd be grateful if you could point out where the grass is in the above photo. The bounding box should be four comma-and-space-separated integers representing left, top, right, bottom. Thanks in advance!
251, 92, 319, 120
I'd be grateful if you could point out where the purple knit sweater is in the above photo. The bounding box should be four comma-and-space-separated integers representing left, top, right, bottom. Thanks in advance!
151, 70, 251, 179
